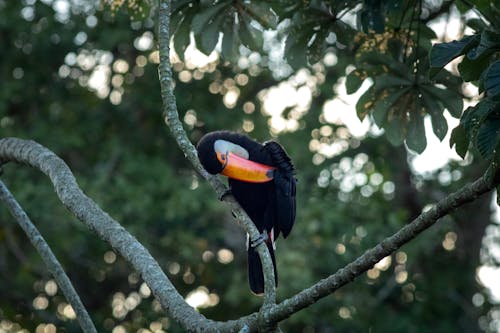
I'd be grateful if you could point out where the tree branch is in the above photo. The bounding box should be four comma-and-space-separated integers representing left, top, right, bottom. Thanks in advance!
0, 180, 98, 333
264, 174, 493, 322
156, 0, 277, 308
0, 138, 258, 332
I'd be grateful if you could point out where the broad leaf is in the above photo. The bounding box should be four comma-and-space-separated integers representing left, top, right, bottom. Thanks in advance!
406, 110, 427, 153
476, 116, 500, 159
458, 52, 491, 82
429, 35, 479, 77
245, 2, 278, 29
192, 2, 230, 34
468, 30, 500, 60
484, 60, 500, 97
372, 74, 412, 93
345, 69, 365, 94
420, 85, 463, 118
450, 124, 469, 158
421, 89, 447, 140
372, 87, 410, 127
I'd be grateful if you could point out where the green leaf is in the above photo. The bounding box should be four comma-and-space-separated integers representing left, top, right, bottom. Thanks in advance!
406, 111, 427, 153
385, 116, 405, 146
284, 35, 308, 69
420, 85, 463, 118
355, 87, 376, 120
450, 124, 469, 158
192, 2, 230, 35
372, 74, 412, 93
476, 116, 500, 159
245, 2, 278, 29
197, 13, 224, 55
460, 99, 497, 136
372, 88, 410, 127
458, 52, 491, 82
484, 60, 500, 97
468, 30, 500, 60
221, 19, 240, 62
238, 12, 263, 50
173, 16, 191, 60
345, 70, 365, 94
420, 89, 447, 140
429, 35, 479, 76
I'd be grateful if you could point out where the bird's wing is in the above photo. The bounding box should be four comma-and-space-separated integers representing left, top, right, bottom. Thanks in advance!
262, 141, 296, 238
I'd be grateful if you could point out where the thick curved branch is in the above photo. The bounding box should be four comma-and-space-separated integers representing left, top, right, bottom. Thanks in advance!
265, 174, 493, 322
0, 138, 258, 332
0, 180, 97, 333
157, 0, 277, 306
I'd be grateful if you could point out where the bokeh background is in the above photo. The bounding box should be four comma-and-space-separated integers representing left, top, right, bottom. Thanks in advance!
1, 1, 500, 332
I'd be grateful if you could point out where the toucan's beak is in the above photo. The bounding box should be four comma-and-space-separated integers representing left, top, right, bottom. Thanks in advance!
216, 152, 275, 183
213, 140, 274, 183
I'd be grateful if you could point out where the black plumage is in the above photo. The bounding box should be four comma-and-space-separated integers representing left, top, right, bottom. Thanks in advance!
197, 131, 296, 294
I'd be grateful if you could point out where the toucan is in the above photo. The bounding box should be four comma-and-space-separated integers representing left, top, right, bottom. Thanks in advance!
197, 131, 296, 295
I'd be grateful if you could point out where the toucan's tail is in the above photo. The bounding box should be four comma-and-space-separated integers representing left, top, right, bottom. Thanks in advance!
247, 242, 277, 295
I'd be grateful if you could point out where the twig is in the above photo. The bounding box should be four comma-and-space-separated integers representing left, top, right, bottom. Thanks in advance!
0, 180, 97, 333
156, 0, 277, 307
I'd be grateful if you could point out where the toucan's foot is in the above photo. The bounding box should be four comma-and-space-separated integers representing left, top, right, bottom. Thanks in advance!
219, 188, 232, 201
250, 231, 268, 248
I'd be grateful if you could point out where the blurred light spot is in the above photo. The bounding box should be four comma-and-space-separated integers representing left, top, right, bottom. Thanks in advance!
134, 31, 154, 51
242, 120, 254, 133
202, 250, 214, 262
323, 52, 337, 66
472, 292, 485, 307
104, 251, 117, 264
335, 243, 346, 255
223, 88, 240, 109
44, 280, 58, 296
86, 15, 98, 28
217, 248, 234, 264
128, 272, 140, 285
113, 59, 129, 74
396, 251, 407, 264
111, 74, 124, 88
382, 181, 395, 194
183, 110, 197, 126
35, 323, 56, 333
112, 325, 126, 333
149, 50, 160, 64
12, 67, 24, 79
140, 282, 151, 298
183, 269, 195, 284
442, 231, 457, 251
178, 70, 192, 83
243, 101, 255, 114
395, 270, 408, 284
33, 295, 49, 310
168, 262, 180, 275
109, 90, 122, 105
236, 73, 249, 86
63, 304, 76, 319
185, 286, 219, 309
375, 256, 391, 271
74, 31, 87, 45
21, 6, 35, 21
367, 268, 380, 279
338, 306, 351, 319
136, 55, 148, 67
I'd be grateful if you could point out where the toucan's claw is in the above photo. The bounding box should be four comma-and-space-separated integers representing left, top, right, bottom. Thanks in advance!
250, 232, 268, 248
219, 188, 233, 201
